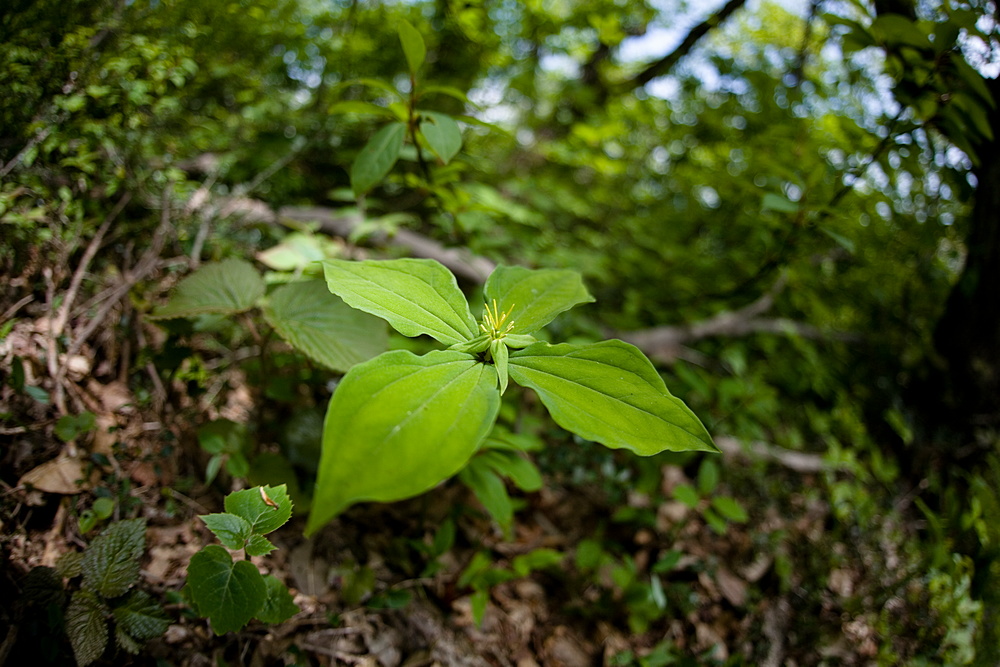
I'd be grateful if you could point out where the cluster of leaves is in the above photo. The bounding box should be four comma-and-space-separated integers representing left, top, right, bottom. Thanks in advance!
183, 485, 299, 634
26, 519, 171, 666
150, 258, 387, 375
306, 258, 716, 534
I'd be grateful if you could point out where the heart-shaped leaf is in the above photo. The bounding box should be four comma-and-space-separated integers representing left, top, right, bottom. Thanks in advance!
186, 545, 267, 635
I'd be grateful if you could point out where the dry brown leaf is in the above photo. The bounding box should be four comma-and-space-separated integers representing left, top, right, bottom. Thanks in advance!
715, 567, 748, 607
18, 454, 93, 493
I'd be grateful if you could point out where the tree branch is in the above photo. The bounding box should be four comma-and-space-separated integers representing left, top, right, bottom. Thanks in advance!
616, 0, 748, 93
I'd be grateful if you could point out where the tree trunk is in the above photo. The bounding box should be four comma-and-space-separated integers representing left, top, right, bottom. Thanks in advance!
929, 75, 1000, 429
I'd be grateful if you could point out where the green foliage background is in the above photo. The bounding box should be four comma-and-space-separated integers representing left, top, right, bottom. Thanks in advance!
2, 0, 998, 663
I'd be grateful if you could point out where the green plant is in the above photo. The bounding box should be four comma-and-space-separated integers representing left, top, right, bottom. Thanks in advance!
670, 458, 749, 534
149, 258, 388, 375
305, 258, 717, 534
458, 548, 565, 626
337, 20, 468, 199
183, 485, 299, 634
54, 518, 170, 666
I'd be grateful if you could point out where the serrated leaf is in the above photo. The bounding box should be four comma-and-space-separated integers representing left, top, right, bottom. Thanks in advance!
82, 518, 146, 598
255, 574, 300, 624
66, 589, 108, 667
201, 513, 252, 550
150, 259, 265, 319
115, 625, 143, 655
306, 350, 500, 534
351, 122, 406, 196
23, 566, 66, 607
112, 590, 170, 642
509, 341, 716, 455
187, 544, 267, 635
419, 111, 462, 164
397, 19, 426, 74
224, 485, 293, 536
245, 534, 276, 557
262, 280, 388, 373
483, 265, 594, 335
56, 551, 83, 579
322, 258, 478, 345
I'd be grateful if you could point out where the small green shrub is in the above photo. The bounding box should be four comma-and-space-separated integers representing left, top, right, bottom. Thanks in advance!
38, 518, 171, 666
306, 258, 717, 534
183, 485, 299, 634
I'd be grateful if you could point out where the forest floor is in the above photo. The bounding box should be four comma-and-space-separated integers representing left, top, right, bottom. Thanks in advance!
0, 289, 936, 667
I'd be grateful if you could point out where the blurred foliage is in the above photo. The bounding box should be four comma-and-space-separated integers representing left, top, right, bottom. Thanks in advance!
2, 0, 999, 662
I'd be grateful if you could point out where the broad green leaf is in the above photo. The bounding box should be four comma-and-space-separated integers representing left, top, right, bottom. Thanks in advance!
66, 590, 108, 667
397, 20, 426, 74
149, 259, 265, 319
256, 574, 300, 624
201, 513, 251, 550
322, 258, 478, 345
187, 544, 267, 635
483, 265, 594, 335
262, 280, 388, 372
111, 590, 170, 642
224, 485, 293, 536
508, 341, 716, 455
82, 518, 146, 598
459, 457, 514, 533
419, 111, 462, 164
328, 100, 398, 119
306, 350, 501, 534
350, 122, 406, 196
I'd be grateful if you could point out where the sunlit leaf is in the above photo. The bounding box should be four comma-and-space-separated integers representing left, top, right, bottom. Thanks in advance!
322, 258, 478, 345
509, 340, 716, 455
306, 350, 500, 534
483, 265, 594, 335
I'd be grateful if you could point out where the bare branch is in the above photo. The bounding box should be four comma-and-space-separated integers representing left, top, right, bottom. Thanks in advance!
616, 0, 748, 93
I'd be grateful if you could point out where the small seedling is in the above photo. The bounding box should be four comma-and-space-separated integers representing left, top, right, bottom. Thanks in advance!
183, 485, 299, 634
